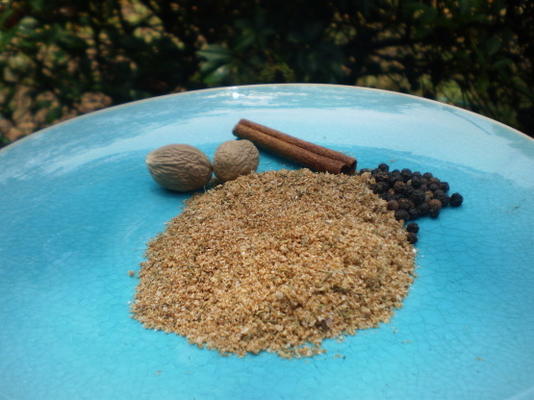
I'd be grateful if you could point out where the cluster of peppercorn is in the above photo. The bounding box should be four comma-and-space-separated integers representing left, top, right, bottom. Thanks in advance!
360, 163, 463, 244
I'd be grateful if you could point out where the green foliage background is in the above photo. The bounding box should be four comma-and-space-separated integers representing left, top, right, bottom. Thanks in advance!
0, 0, 532, 147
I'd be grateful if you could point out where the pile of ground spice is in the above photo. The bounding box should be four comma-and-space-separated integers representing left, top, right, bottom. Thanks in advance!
132, 169, 415, 358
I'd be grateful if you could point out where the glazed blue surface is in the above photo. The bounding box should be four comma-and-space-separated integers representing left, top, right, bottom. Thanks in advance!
1, 84, 533, 400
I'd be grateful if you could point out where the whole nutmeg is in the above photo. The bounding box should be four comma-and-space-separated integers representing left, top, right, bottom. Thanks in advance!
146, 144, 212, 192
213, 139, 259, 182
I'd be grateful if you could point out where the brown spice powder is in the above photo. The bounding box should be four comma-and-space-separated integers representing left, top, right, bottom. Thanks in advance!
132, 169, 415, 357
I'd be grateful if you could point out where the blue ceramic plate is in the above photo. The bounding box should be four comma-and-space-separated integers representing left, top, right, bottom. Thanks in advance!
1, 84, 533, 400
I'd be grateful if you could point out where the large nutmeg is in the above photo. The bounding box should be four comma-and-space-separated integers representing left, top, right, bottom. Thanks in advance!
146, 144, 212, 192
213, 139, 259, 182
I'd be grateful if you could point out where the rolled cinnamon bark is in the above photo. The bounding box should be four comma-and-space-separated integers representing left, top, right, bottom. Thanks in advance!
233, 119, 357, 174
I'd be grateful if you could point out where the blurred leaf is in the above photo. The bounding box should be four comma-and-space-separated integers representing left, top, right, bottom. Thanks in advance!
486, 36, 502, 56
0, 0, 530, 139
493, 58, 512, 71
198, 45, 235, 83
234, 32, 255, 52
45, 107, 62, 124
29, 0, 46, 12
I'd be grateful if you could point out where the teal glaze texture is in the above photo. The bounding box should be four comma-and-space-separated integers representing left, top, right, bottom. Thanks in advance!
0, 84, 533, 400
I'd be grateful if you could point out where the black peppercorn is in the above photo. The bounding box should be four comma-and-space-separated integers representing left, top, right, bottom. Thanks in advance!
417, 202, 430, 216
387, 200, 400, 211
429, 182, 440, 191
372, 182, 388, 194
401, 169, 412, 182
406, 222, 419, 233
378, 163, 389, 172
370, 183, 378, 193
393, 181, 405, 193
394, 209, 410, 222
428, 198, 442, 211
408, 208, 419, 220
433, 189, 445, 198
388, 175, 398, 185
411, 176, 422, 189
440, 195, 450, 207
403, 185, 414, 197
368, 164, 461, 225
407, 232, 418, 244
410, 189, 426, 205
377, 173, 391, 183
450, 192, 463, 207
398, 198, 414, 210
382, 192, 394, 201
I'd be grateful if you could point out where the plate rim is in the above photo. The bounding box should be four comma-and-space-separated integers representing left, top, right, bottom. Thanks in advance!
1, 83, 531, 156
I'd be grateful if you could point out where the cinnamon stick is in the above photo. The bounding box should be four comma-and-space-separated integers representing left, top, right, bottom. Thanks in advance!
233, 119, 357, 174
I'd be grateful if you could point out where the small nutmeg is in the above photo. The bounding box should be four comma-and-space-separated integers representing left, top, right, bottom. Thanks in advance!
213, 139, 259, 182
146, 144, 212, 192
